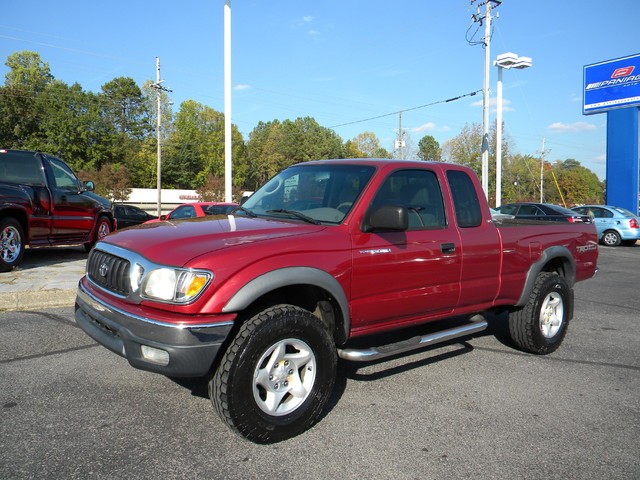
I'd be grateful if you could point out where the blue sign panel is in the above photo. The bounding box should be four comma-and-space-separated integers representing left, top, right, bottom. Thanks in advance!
583, 53, 640, 115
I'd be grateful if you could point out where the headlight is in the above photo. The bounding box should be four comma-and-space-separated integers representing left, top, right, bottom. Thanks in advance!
141, 268, 212, 303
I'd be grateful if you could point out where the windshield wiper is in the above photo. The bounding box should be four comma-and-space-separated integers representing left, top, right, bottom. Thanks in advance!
231, 206, 257, 218
266, 209, 321, 225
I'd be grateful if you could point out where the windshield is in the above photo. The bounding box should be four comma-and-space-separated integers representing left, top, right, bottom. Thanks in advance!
242, 163, 375, 224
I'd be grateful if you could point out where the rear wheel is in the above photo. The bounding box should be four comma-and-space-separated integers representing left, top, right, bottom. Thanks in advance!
210, 304, 336, 444
0, 218, 25, 272
509, 272, 571, 355
84, 216, 112, 252
601, 230, 621, 247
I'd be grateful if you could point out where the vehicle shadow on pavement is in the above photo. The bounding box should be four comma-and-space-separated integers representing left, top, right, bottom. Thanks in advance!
18, 246, 88, 270
338, 342, 475, 383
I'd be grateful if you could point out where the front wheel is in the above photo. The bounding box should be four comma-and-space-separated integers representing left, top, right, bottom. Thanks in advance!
508, 272, 572, 355
0, 218, 26, 272
210, 305, 337, 444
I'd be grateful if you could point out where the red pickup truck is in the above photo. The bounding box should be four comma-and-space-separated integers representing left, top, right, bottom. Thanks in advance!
75, 159, 599, 443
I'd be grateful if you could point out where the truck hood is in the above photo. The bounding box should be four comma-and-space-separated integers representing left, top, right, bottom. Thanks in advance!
100, 215, 325, 266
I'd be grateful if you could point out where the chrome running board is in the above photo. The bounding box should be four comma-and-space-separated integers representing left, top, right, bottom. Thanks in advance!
337, 318, 488, 362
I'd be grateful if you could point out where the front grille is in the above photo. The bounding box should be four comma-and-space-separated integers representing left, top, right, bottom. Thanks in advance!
87, 249, 131, 296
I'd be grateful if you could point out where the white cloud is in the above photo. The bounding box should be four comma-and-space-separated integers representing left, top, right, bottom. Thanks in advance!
308, 29, 320, 36
411, 122, 436, 133
471, 97, 512, 110
410, 123, 450, 134
302, 15, 314, 22
547, 121, 597, 132
234, 84, 251, 91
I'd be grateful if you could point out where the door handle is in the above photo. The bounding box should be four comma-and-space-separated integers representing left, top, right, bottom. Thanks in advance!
441, 242, 456, 254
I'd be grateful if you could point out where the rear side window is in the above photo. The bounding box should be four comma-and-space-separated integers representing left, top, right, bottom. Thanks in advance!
0, 151, 46, 186
446, 170, 482, 228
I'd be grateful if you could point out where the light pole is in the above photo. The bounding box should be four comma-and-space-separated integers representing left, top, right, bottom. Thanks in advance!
224, 0, 232, 203
494, 52, 532, 207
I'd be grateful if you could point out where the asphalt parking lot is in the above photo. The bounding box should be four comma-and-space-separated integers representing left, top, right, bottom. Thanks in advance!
0, 245, 639, 479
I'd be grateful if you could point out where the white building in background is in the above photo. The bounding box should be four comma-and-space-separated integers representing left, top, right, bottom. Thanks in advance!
126, 188, 199, 215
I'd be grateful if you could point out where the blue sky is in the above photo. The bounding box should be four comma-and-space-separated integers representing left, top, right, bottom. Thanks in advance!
1, 0, 638, 180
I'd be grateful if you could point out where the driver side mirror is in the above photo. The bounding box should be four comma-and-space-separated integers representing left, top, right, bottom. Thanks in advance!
362, 205, 408, 233
83, 181, 95, 192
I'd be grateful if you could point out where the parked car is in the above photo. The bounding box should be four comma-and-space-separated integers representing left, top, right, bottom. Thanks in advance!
496, 202, 591, 223
571, 205, 640, 246
0, 149, 115, 271
144, 202, 238, 224
114, 204, 158, 229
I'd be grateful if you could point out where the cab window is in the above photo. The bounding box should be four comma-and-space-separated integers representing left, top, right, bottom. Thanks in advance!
48, 157, 80, 191
371, 169, 446, 229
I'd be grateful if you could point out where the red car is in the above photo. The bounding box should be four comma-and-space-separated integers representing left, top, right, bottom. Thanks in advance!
144, 202, 238, 224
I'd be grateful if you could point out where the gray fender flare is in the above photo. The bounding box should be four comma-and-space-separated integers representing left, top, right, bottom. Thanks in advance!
515, 245, 576, 307
222, 267, 350, 340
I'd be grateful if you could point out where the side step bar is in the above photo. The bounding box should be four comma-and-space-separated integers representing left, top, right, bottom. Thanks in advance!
337, 318, 488, 362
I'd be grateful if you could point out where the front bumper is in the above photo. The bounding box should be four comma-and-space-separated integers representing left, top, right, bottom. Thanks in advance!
75, 280, 235, 377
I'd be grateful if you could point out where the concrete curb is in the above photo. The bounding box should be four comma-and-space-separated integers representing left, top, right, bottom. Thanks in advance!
0, 249, 87, 312
0, 288, 77, 312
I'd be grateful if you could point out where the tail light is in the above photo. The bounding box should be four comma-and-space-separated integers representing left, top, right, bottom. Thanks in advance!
566, 217, 582, 223
630, 218, 639, 229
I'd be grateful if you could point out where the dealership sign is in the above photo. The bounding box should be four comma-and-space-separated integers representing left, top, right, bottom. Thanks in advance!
583, 53, 640, 115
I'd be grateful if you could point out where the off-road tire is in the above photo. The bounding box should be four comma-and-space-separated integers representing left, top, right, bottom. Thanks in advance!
210, 304, 337, 444
508, 272, 572, 355
0, 217, 26, 272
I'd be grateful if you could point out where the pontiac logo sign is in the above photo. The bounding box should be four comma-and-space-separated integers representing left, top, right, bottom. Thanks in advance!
611, 66, 635, 78
99, 263, 109, 277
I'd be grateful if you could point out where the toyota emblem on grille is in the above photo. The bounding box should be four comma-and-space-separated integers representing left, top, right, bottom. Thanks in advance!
98, 263, 109, 277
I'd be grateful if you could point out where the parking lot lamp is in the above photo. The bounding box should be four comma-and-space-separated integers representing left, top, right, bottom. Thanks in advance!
494, 52, 532, 207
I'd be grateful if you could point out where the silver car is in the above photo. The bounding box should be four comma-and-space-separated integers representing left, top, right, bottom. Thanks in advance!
571, 205, 640, 246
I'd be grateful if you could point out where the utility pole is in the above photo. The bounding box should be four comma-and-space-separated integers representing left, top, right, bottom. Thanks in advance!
470, 1, 501, 199
151, 57, 172, 217
395, 111, 405, 159
540, 137, 547, 203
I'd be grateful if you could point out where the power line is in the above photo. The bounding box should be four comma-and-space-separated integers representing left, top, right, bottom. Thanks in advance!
328, 90, 481, 129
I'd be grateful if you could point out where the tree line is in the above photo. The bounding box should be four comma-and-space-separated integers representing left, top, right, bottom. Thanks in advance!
0, 51, 604, 205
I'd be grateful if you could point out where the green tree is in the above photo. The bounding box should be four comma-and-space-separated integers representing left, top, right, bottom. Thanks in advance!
548, 159, 604, 206
373, 146, 393, 158
163, 100, 247, 189
100, 77, 150, 138
417, 135, 441, 161
0, 51, 54, 146
502, 154, 544, 203
344, 139, 365, 158
27, 81, 111, 171
246, 117, 343, 190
